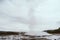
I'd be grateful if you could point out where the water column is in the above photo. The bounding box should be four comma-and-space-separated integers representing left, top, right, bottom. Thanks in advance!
28, 0, 39, 32
28, 8, 36, 32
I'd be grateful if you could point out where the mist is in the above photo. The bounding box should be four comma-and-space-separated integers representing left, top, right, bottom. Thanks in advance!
0, 0, 60, 32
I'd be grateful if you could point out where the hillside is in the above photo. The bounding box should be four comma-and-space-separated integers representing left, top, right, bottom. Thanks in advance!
44, 28, 60, 34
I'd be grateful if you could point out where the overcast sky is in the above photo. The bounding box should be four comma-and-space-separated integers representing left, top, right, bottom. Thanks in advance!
0, 0, 60, 32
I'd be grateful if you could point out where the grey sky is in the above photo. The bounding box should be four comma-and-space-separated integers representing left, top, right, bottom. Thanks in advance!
0, 0, 60, 32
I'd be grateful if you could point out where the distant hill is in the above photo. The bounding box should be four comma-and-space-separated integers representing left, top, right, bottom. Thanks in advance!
44, 28, 60, 34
